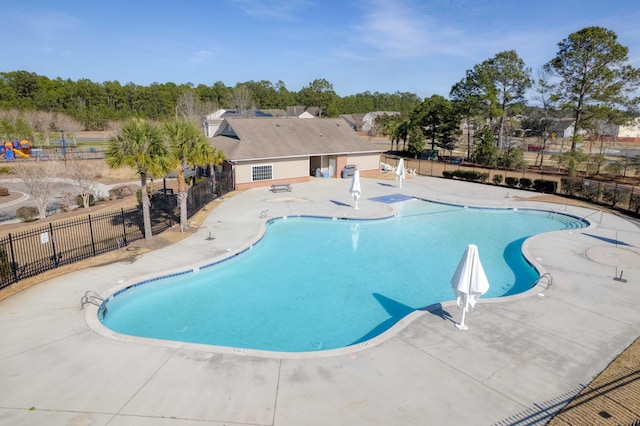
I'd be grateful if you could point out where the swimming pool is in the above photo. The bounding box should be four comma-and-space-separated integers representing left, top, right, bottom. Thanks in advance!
99, 199, 587, 353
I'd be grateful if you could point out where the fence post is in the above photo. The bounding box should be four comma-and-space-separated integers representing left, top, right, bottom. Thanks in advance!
88, 214, 96, 257
49, 223, 59, 267
8, 233, 18, 282
121, 208, 128, 245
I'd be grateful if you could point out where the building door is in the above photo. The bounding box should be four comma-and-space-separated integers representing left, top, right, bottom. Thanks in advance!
329, 158, 336, 177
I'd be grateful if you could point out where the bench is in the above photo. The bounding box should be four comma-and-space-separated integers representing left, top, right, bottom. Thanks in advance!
270, 183, 292, 193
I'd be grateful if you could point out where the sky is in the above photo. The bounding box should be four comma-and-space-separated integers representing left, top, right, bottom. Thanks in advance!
4, 0, 640, 99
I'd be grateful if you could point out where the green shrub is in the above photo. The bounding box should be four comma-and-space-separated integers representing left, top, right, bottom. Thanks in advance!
75, 194, 96, 208
0, 248, 16, 281
561, 177, 583, 196
585, 162, 599, 176
0, 166, 13, 174
505, 177, 519, 187
450, 170, 488, 182
492, 174, 503, 185
581, 183, 599, 202
629, 193, 640, 213
519, 178, 533, 189
604, 162, 624, 179
16, 206, 39, 222
456, 170, 475, 181
442, 171, 454, 179
533, 179, 558, 194
602, 185, 630, 207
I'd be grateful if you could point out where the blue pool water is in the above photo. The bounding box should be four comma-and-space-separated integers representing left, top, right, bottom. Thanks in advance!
100, 199, 586, 352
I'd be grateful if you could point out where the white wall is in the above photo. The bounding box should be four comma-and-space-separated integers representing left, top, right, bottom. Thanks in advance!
234, 157, 310, 185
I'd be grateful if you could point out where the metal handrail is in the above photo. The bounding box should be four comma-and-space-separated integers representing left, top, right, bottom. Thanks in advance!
80, 290, 104, 309
533, 272, 553, 289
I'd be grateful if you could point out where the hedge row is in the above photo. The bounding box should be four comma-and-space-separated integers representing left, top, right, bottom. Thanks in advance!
443, 171, 557, 193
442, 170, 489, 182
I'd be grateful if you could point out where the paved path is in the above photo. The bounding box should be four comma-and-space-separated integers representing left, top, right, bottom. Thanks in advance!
1, 175, 639, 425
0, 178, 135, 223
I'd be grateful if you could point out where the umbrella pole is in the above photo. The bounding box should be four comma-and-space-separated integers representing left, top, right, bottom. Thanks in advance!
455, 307, 468, 330
354, 199, 359, 210
455, 295, 469, 330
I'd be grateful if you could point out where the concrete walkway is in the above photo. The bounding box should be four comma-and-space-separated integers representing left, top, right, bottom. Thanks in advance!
1, 175, 639, 425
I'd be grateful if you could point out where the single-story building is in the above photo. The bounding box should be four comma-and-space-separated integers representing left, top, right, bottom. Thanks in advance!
618, 117, 640, 141
209, 118, 384, 190
549, 118, 586, 139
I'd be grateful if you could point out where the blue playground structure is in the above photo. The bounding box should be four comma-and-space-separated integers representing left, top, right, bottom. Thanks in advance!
2, 140, 30, 160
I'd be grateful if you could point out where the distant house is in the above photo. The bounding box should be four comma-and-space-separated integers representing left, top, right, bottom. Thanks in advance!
618, 117, 640, 140
361, 111, 400, 135
339, 114, 366, 133
204, 109, 275, 137
286, 106, 320, 118
549, 118, 586, 139
262, 109, 288, 118
209, 118, 383, 190
592, 120, 618, 138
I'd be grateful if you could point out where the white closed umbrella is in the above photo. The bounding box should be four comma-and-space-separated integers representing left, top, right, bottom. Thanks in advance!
396, 158, 406, 188
349, 169, 361, 209
450, 244, 490, 330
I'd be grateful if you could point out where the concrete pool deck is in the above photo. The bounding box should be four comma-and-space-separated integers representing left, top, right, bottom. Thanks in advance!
1, 175, 639, 425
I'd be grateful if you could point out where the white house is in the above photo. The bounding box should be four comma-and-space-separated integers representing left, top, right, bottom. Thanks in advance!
618, 117, 640, 139
549, 118, 587, 139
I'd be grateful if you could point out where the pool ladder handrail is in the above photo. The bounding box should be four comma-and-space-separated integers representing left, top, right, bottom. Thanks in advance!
533, 272, 553, 289
548, 203, 567, 217
81, 290, 104, 309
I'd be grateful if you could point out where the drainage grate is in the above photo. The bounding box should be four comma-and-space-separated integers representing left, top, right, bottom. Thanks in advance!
598, 410, 612, 419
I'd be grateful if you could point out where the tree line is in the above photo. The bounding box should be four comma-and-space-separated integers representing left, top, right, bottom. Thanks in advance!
375, 26, 640, 176
0, 73, 421, 132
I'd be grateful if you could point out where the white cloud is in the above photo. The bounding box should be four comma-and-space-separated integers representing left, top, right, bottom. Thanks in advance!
187, 49, 216, 66
228, 0, 313, 21
348, 0, 476, 60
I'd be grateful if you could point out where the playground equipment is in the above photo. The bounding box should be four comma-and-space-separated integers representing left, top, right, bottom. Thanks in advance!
2, 140, 30, 160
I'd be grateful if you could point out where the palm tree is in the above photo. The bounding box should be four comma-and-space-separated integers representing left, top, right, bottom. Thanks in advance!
106, 118, 172, 240
381, 120, 399, 152
394, 120, 410, 153
163, 119, 218, 233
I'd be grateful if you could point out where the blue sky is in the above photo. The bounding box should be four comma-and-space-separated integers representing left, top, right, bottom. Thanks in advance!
5, 0, 640, 99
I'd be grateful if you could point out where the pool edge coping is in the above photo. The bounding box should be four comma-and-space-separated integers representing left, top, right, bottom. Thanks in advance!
84, 200, 595, 360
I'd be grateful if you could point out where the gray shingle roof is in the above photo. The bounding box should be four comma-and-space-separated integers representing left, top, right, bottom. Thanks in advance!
210, 118, 383, 161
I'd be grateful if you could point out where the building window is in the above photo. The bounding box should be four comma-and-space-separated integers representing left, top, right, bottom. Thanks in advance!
252, 164, 273, 181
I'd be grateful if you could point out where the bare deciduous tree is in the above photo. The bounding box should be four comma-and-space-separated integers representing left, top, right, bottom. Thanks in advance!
230, 86, 252, 115
175, 91, 206, 125
14, 161, 61, 219
56, 114, 83, 145
65, 158, 104, 208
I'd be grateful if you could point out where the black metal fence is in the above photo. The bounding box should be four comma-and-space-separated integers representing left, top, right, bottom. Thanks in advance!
0, 174, 233, 290
382, 154, 640, 218
559, 177, 640, 215
0, 208, 144, 287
